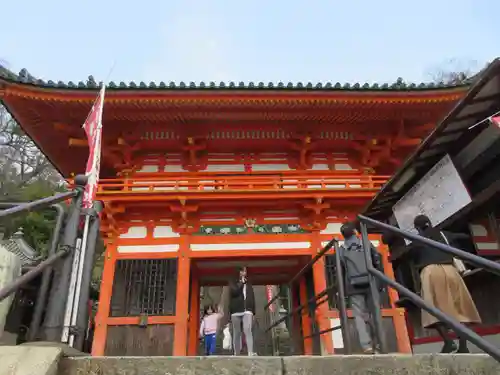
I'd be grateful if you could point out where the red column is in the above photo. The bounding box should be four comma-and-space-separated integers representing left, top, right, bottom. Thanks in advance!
379, 242, 412, 353
300, 277, 313, 355
188, 273, 200, 355
310, 231, 334, 354
92, 243, 116, 356
173, 234, 191, 356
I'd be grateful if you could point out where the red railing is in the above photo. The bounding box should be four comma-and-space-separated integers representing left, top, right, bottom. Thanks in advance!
95, 174, 389, 194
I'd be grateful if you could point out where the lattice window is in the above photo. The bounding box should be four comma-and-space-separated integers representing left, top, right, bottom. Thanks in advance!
110, 259, 178, 317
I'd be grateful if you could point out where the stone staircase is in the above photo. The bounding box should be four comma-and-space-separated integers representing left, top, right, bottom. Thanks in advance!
3, 346, 500, 375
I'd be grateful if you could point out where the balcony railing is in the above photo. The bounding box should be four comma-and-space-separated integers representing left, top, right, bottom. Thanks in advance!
95, 174, 389, 195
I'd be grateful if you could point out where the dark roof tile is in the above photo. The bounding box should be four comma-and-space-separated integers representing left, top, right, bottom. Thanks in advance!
0, 65, 472, 91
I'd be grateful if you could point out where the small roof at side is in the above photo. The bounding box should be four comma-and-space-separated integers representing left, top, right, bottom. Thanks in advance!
363, 58, 500, 221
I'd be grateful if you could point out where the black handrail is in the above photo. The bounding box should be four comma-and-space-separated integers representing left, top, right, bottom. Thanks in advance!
0, 247, 70, 302
265, 284, 332, 332
263, 237, 337, 310
0, 201, 66, 340
29, 203, 65, 341
263, 237, 352, 354
303, 325, 341, 340
0, 191, 76, 220
358, 214, 500, 362
359, 215, 500, 276
370, 267, 500, 361
334, 240, 351, 353
360, 222, 387, 353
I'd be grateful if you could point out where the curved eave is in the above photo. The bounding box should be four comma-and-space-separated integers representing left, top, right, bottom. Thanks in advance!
0, 74, 470, 179
0, 77, 469, 105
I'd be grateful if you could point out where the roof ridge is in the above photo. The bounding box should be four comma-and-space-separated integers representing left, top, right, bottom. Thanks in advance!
0, 67, 471, 91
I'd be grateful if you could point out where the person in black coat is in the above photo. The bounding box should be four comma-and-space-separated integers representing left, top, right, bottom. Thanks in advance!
412, 215, 481, 353
228, 266, 256, 356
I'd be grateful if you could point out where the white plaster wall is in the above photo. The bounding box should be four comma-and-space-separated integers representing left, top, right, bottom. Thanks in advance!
191, 242, 311, 251
116, 244, 179, 253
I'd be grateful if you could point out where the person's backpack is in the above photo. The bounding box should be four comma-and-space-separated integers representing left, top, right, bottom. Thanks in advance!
343, 242, 370, 287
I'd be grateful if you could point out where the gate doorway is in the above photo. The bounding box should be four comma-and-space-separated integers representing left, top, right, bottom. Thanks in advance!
189, 255, 310, 355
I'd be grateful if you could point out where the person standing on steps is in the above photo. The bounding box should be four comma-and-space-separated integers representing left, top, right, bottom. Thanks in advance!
228, 266, 257, 356
338, 221, 384, 354
199, 304, 224, 356
412, 215, 481, 354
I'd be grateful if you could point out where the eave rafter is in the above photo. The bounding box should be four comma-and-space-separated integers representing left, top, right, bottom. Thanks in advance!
66, 136, 140, 174
181, 136, 207, 171
168, 200, 200, 233
100, 202, 125, 240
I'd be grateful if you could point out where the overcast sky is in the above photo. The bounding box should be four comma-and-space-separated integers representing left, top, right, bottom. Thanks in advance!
1, 0, 499, 84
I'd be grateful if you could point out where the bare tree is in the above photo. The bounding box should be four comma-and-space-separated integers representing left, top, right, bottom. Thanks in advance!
0, 105, 61, 197
427, 58, 480, 84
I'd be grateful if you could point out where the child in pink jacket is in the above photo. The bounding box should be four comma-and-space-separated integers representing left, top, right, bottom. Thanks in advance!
199, 304, 224, 355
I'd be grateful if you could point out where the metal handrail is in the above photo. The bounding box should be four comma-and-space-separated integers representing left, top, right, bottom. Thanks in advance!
358, 214, 500, 362
0, 191, 76, 220
262, 238, 352, 354
0, 186, 82, 303
0, 247, 70, 302
263, 238, 337, 310
358, 215, 500, 275
371, 267, 500, 361
0, 202, 67, 341
264, 286, 331, 333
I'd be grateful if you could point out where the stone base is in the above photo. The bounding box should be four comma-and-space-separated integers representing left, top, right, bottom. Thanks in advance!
2, 347, 500, 375
61, 354, 500, 375
21, 341, 86, 357
59, 356, 283, 375
284, 354, 500, 375
0, 346, 62, 375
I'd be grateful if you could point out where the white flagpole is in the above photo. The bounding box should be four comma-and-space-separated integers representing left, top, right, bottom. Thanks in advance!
67, 214, 91, 346
61, 238, 82, 343
67, 136, 102, 345
65, 85, 106, 346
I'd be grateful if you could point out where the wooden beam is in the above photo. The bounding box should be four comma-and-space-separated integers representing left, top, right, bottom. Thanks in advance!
68, 137, 87, 147
54, 122, 75, 133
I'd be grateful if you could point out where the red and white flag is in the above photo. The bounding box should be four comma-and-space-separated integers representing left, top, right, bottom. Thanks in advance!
491, 115, 500, 128
266, 285, 275, 312
82, 86, 105, 209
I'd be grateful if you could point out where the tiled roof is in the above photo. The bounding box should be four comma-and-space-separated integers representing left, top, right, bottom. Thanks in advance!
0, 238, 37, 266
0, 66, 472, 91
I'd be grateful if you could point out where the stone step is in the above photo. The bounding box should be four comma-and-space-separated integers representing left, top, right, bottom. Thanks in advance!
59, 354, 499, 375
3, 346, 498, 375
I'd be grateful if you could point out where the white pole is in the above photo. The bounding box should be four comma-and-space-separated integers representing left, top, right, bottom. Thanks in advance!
68, 214, 91, 347
61, 237, 82, 343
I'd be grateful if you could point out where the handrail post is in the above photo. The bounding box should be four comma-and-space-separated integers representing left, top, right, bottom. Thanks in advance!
41, 175, 87, 342
286, 285, 296, 355
27, 203, 66, 342
308, 288, 319, 355
334, 241, 351, 354
74, 200, 103, 351
360, 222, 386, 353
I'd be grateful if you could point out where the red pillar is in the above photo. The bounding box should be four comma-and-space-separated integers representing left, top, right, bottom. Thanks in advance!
300, 277, 313, 355
188, 273, 200, 355
173, 234, 191, 356
92, 243, 116, 356
310, 231, 334, 354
